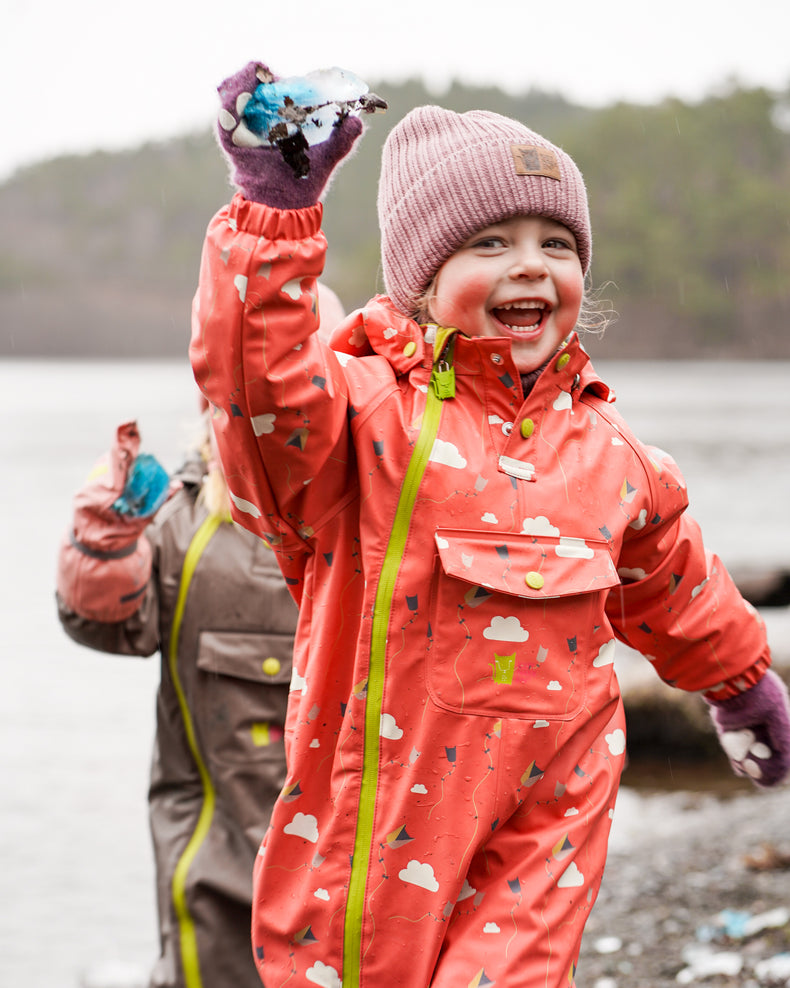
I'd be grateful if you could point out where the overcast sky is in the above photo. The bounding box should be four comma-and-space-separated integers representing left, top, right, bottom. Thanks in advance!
3, 0, 789, 181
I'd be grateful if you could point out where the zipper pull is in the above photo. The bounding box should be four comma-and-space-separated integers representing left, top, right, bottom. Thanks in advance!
431, 359, 455, 400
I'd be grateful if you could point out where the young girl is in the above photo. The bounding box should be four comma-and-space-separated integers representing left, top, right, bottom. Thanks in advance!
190, 60, 790, 987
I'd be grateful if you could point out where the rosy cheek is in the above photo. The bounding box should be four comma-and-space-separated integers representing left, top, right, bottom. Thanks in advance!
434, 272, 488, 318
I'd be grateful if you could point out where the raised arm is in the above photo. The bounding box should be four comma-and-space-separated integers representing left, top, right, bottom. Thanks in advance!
190, 60, 372, 555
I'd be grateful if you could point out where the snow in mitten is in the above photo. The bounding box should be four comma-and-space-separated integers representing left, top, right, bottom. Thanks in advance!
216, 60, 383, 208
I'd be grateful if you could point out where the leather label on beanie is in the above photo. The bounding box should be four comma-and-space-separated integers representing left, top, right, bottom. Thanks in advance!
510, 145, 561, 180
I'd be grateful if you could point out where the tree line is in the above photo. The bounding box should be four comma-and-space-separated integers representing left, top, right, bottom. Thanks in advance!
1, 77, 788, 358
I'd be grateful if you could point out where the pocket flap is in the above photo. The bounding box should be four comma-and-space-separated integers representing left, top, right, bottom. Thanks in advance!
434, 528, 619, 599
196, 630, 294, 684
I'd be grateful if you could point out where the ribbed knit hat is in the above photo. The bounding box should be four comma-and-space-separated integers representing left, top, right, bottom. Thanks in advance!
377, 105, 591, 317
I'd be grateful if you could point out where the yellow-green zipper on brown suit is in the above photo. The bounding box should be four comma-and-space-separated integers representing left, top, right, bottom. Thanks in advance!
167, 512, 223, 988
343, 330, 457, 985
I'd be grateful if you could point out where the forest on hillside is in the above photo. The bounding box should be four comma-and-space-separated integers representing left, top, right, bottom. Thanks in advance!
1, 77, 789, 359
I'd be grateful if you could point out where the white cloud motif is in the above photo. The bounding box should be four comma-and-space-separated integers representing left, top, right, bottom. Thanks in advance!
314, 888, 330, 901
521, 515, 560, 536
605, 728, 626, 756
481, 512, 498, 524
251, 412, 276, 436
629, 508, 648, 531
411, 783, 428, 794
289, 668, 306, 692
380, 713, 403, 740
429, 438, 467, 469
233, 274, 247, 302
484, 922, 501, 934
306, 961, 342, 988
399, 860, 439, 892
436, 535, 450, 549
555, 537, 594, 559
558, 862, 585, 888
593, 639, 616, 668
256, 262, 271, 279
282, 278, 303, 300
553, 390, 572, 411
547, 680, 562, 691
284, 812, 319, 843
483, 615, 529, 642
611, 437, 624, 446
230, 491, 261, 518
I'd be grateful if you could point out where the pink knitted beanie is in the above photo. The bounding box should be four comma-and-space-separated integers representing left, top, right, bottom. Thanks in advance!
377, 105, 592, 317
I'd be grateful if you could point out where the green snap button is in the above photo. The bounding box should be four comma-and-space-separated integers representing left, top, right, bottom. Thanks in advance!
520, 418, 535, 439
403, 341, 417, 357
262, 657, 281, 676
555, 353, 570, 371
525, 571, 545, 590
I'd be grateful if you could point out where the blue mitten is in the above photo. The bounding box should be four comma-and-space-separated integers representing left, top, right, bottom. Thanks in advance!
707, 670, 790, 788
216, 61, 384, 208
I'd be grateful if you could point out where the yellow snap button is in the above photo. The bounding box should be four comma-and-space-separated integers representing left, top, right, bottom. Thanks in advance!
555, 353, 570, 371
403, 341, 417, 357
525, 571, 544, 590
262, 657, 281, 676
520, 418, 535, 439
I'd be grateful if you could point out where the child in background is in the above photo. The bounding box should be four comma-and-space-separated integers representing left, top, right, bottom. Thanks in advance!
56, 415, 297, 988
190, 60, 790, 987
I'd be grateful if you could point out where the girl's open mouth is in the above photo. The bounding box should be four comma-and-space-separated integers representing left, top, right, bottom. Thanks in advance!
491, 300, 548, 336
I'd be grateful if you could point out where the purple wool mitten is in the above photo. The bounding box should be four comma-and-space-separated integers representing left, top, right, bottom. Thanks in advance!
707, 670, 790, 788
216, 61, 366, 208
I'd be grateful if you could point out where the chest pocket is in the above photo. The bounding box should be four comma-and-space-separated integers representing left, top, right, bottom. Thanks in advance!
196, 630, 293, 684
427, 529, 619, 721
196, 630, 294, 764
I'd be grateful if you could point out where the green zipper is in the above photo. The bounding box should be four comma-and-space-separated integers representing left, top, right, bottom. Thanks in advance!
168, 512, 222, 988
343, 330, 457, 985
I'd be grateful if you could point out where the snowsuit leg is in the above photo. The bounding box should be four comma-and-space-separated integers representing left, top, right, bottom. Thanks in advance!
430, 698, 625, 987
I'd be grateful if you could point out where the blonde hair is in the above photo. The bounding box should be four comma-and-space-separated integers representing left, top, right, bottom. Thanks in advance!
196, 417, 233, 521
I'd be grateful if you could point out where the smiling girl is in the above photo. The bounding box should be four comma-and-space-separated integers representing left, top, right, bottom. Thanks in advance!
190, 62, 790, 987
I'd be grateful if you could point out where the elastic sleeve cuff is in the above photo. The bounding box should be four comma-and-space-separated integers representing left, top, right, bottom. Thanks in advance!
228, 193, 323, 240
704, 655, 771, 703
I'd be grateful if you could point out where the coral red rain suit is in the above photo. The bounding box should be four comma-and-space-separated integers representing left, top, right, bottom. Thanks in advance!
190, 196, 770, 988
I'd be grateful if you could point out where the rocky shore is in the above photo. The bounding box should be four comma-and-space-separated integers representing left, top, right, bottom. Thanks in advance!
579, 605, 790, 987
579, 785, 790, 987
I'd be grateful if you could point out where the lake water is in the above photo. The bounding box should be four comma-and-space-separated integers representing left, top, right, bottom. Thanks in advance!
2, 357, 789, 987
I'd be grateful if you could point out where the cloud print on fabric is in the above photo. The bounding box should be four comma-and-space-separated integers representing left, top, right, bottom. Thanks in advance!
484, 615, 529, 643
399, 859, 440, 892
521, 515, 560, 536
284, 812, 319, 843
429, 438, 467, 469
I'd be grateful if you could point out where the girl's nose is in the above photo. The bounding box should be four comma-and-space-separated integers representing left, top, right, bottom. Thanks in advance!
509, 244, 547, 280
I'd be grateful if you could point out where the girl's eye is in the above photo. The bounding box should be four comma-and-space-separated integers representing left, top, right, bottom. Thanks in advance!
544, 238, 572, 250
473, 236, 505, 249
